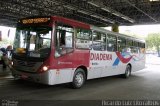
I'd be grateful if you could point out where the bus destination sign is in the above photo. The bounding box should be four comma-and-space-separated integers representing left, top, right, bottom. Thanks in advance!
20, 17, 50, 25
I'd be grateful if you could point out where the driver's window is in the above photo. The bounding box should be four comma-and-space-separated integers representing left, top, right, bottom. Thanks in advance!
55, 23, 74, 57
38, 31, 51, 49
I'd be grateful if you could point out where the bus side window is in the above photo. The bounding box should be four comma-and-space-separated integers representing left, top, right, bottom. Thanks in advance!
55, 23, 74, 57
130, 47, 139, 54
60, 30, 66, 46
118, 37, 126, 52
92, 31, 106, 51
75, 28, 91, 49
126, 39, 133, 53
107, 34, 117, 52
131, 41, 139, 54
141, 42, 145, 53
138, 42, 145, 53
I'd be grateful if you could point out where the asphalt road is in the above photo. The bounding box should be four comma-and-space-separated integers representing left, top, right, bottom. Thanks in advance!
0, 54, 160, 106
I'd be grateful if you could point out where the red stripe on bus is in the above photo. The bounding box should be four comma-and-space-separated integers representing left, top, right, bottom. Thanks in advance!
116, 52, 132, 63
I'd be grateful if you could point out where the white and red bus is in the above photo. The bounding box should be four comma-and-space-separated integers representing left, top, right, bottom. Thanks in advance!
11, 16, 145, 88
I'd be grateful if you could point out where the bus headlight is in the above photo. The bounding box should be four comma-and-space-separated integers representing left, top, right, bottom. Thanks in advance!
42, 66, 48, 71
11, 61, 14, 65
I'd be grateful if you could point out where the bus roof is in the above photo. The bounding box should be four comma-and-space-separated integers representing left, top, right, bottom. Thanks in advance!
51, 16, 90, 29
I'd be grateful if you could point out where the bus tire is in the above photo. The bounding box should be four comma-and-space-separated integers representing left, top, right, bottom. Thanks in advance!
123, 65, 131, 78
71, 68, 86, 89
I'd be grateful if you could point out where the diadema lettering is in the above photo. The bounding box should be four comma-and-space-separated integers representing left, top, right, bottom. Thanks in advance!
90, 53, 112, 61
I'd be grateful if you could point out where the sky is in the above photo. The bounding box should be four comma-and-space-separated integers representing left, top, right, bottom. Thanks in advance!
1, 24, 160, 42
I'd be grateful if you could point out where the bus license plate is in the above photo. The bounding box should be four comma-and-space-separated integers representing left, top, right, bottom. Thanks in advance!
21, 74, 28, 79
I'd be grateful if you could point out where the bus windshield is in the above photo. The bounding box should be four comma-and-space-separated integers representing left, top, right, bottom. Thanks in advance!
13, 26, 52, 58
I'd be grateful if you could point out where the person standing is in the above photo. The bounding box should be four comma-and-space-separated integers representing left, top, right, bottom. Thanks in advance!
1, 53, 8, 69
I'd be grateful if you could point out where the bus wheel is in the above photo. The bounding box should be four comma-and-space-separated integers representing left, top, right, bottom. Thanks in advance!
71, 68, 86, 89
123, 65, 131, 78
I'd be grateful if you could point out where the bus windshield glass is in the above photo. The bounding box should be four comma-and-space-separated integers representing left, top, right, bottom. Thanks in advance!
13, 26, 52, 58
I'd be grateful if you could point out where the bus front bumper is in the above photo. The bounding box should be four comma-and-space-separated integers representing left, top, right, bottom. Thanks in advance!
11, 68, 56, 85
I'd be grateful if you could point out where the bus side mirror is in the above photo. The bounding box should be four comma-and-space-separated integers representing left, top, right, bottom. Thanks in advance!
89, 47, 92, 50
55, 51, 60, 58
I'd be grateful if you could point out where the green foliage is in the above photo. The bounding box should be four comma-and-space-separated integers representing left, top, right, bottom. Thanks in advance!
146, 33, 160, 48
0, 38, 13, 48
146, 33, 160, 56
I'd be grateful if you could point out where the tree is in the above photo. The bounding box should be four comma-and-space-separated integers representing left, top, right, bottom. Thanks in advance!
0, 38, 13, 50
146, 33, 160, 56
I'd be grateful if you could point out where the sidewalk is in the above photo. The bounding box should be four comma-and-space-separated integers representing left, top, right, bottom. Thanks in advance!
0, 64, 11, 77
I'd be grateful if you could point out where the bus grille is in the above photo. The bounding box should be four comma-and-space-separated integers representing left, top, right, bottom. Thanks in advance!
14, 60, 42, 73
17, 60, 36, 67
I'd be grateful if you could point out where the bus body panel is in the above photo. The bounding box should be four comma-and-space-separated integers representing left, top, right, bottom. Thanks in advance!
88, 50, 145, 79
50, 49, 90, 69
51, 16, 90, 30
11, 47, 145, 85
130, 53, 146, 72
